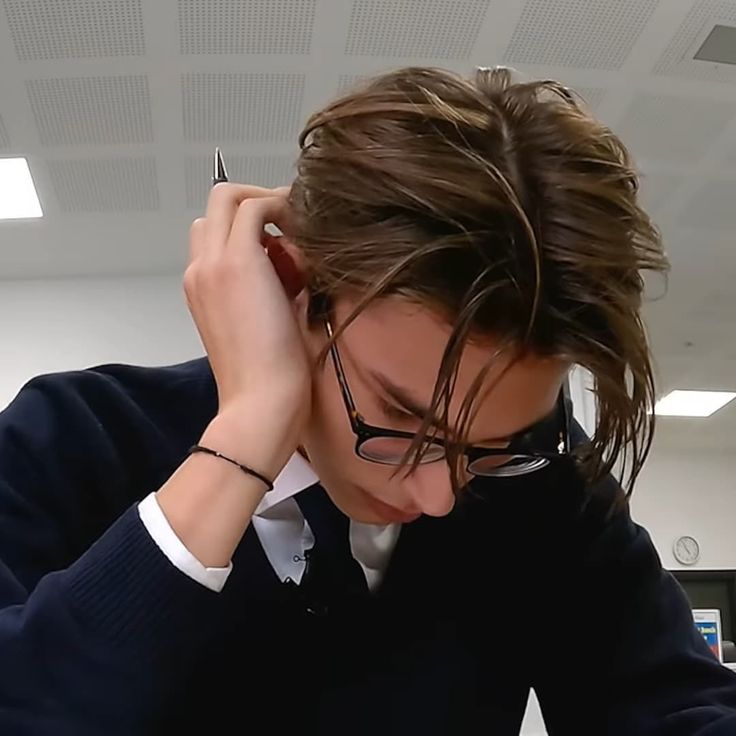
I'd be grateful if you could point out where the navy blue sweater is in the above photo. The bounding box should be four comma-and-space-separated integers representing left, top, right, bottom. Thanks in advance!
1, 356, 736, 735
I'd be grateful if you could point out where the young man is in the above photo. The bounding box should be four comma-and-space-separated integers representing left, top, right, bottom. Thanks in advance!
1, 66, 735, 735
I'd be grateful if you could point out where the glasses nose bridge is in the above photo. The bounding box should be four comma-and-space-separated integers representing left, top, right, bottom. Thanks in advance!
382, 441, 472, 484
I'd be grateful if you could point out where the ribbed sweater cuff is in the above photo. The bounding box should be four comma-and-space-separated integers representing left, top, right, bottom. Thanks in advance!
65, 504, 219, 658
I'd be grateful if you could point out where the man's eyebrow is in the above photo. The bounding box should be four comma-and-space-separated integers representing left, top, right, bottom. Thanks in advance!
368, 370, 521, 444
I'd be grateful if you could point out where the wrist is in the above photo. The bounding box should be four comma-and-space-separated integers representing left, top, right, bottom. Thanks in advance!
206, 397, 303, 481
155, 395, 302, 567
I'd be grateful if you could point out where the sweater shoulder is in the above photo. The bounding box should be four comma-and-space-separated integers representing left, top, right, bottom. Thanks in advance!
6, 356, 217, 442
0, 356, 218, 582
20, 355, 215, 402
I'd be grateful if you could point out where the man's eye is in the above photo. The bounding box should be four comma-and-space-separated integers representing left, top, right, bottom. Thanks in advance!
378, 399, 414, 423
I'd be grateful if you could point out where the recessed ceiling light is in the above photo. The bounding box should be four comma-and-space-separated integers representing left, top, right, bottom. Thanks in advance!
0, 157, 43, 220
654, 390, 736, 417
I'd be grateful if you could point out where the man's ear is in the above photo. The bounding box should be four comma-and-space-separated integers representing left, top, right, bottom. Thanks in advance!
262, 233, 308, 299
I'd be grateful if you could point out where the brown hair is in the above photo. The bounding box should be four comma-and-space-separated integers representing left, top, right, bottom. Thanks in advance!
288, 65, 669, 499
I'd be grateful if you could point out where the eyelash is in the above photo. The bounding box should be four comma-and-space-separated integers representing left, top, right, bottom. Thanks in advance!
377, 397, 415, 423
377, 398, 517, 451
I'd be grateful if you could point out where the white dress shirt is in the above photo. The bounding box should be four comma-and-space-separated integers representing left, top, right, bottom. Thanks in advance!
138, 451, 402, 593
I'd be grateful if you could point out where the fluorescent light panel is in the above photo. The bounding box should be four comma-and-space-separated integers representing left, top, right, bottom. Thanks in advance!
655, 390, 736, 417
0, 158, 43, 220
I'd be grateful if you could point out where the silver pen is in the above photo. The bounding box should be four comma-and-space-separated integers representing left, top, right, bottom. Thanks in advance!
212, 146, 228, 187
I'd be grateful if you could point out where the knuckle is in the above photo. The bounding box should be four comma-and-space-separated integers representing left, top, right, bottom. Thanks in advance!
237, 197, 259, 212
184, 258, 240, 293
211, 181, 234, 194
183, 263, 199, 289
206, 182, 237, 208
209, 183, 273, 206
189, 217, 205, 237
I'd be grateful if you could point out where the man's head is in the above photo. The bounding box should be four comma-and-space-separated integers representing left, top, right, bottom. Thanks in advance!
284, 65, 668, 522
294, 292, 569, 523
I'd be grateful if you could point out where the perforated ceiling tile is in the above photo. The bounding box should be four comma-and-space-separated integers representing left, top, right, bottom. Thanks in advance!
3, 0, 145, 61
569, 85, 606, 111
654, 0, 736, 84
185, 153, 296, 209
47, 156, 159, 212
182, 73, 305, 143
345, 0, 490, 59
677, 179, 736, 230
0, 115, 10, 148
637, 172, 684, 213
337, 74, 370, 96
26, 76, 153, 146
615, 92, 736, 164
178, 0, 315, 54
690, 287, 736, 323
503, 0, 660, 70
336, 74, 606, 111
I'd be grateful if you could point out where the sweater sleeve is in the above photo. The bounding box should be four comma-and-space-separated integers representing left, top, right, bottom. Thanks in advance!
530, 472, 736, 735
138, 491, 232, 592
0, 362, 224, 735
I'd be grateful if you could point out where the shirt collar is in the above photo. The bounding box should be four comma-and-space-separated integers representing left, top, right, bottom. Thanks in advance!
254, 451, 320, 515
251, 450, 402, 591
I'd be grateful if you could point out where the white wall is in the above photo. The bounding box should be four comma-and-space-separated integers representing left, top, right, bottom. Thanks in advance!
564, 366, 736, 573
0, 276, 202, 410
632, 447, 736, 570
568, 365, 597, 437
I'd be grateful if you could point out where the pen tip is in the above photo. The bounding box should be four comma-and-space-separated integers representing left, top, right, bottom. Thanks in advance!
212, 146, 228, 184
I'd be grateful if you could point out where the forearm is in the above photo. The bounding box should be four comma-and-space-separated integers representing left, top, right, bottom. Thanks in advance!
156, 396, 299, 568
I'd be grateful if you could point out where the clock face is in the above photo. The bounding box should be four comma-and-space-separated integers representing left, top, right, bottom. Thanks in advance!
674, 536, 700, 565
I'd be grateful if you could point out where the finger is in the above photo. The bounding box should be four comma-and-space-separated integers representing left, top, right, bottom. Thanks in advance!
226, 196, 305, 298
204, 183, 281, 251
188, 217, 207, 264
227, 195, 298, 257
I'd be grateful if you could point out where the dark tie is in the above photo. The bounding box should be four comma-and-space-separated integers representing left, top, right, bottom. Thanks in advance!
293, 482, 369, 615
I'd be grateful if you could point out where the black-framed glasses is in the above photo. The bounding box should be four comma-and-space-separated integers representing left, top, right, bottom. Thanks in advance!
324, 315, 572, 478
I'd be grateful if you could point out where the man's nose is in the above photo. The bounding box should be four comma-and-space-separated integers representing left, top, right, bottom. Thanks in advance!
399, 460, 460, 517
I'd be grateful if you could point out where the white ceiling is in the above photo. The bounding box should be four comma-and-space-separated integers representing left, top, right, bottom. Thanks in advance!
1, 0, 735, 450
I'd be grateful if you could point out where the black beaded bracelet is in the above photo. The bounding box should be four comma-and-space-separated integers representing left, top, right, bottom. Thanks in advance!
188, 445, 275, 492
